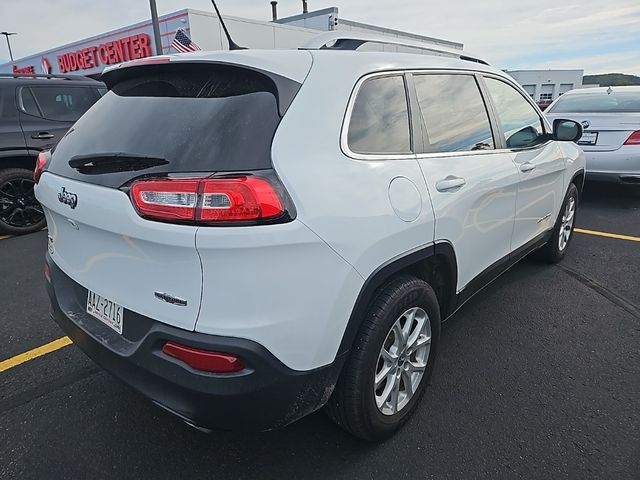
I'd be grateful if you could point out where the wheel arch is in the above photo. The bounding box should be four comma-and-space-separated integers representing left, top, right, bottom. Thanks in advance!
571, 169, 585, 195
0, 150, 39, 171
337, 242, 458, 357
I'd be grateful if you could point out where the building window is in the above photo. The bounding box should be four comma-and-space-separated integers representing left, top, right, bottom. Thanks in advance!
539, 93, 553, 101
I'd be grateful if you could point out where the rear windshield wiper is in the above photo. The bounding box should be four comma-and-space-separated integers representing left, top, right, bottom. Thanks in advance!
68, 153, 169, 175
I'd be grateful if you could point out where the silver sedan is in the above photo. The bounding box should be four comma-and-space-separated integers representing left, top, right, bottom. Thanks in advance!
545, 86, 640, 184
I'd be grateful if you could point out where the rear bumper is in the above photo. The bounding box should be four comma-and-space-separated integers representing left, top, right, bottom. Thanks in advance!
584, 147, 640, 183
46, 255, 343, 431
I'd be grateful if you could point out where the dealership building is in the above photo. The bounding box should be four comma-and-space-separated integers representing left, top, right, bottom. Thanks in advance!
505, 69, 600, 107
0, 5, 463, 78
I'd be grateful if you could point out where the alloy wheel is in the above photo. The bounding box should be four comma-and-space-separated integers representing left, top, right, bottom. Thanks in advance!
374, 306, 431, 416
558, 196, 575, 252
0, 177, 44, 228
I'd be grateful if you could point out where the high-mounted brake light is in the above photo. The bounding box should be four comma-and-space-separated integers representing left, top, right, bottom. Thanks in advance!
34, 151, 49, 184
162, 341, 245, 373
130, 175, 288, 225
126, 56, 171, 67
624, 131, 640, 145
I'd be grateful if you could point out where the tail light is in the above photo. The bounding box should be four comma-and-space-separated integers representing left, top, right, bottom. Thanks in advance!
130, 173, 292, 225
623, 131, 640, 145
34, 151, 50, 183
162, 341, 245, 373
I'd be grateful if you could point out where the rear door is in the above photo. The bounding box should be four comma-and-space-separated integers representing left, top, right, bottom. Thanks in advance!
482, 75, 565, 251
411, 72, 519, 291
18, 85, 98, 152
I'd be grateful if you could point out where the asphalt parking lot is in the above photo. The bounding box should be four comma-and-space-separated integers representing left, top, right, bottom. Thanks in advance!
1, 182, 639, 480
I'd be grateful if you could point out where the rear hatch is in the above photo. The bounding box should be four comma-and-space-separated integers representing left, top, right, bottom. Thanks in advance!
546, 89, 640, 152
36, 55, 309, 331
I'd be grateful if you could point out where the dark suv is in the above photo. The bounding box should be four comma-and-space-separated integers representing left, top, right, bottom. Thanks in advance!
0, 74, 105, 235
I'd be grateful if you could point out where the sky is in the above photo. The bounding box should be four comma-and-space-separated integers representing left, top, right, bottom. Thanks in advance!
0, 0, 639, 75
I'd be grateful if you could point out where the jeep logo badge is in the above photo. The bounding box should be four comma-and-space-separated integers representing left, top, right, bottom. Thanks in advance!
58, 187, 78, 209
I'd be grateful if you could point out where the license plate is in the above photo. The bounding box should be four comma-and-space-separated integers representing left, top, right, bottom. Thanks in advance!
86, 290, 124, 334
578, 131, 598, 145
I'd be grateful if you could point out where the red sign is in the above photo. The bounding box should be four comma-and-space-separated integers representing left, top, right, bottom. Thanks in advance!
13, 65, 36, 75
57, 33, 152, 73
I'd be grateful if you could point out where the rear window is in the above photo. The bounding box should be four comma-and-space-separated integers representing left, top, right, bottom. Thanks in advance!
48, 64, 299, 188
548, 91, 640, 113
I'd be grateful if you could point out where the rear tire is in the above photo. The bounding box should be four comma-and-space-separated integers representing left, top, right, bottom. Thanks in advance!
326, 275, 440, 441
0, 168, 46, 236
538, 183, 579, 264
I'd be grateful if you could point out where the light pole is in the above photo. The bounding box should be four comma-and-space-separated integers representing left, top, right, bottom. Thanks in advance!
1, 32, 16, 61
148, 1, 163, 55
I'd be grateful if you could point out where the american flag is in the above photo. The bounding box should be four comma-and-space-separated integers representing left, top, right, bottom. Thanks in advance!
171, 29, 201, 53
41, 56, 52, 75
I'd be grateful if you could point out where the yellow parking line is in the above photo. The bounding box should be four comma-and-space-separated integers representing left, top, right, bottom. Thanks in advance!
575, 228, 640, 243
0, 336, 72, 373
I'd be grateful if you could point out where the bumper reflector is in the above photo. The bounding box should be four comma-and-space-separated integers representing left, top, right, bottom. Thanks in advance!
162, 341, 245, 373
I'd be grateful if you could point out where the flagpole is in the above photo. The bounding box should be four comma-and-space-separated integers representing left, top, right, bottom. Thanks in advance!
149, 0, 163, 55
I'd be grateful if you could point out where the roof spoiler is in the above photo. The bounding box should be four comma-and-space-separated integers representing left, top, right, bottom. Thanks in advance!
301, 32, 489, 66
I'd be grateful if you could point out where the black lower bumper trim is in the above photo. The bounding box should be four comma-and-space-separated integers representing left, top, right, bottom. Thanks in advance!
45, 255, 343, 431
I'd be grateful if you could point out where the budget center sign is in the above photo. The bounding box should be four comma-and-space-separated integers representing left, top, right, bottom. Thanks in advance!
57, 33, 153, 73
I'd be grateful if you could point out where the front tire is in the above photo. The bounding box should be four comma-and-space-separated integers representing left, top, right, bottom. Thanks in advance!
0, 168, 46, 236
538, 182, 579, 263
326, 275, 441, 441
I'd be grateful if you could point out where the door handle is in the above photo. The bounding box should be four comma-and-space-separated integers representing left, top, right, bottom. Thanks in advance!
435, 176, 466, 192
520, 162, 536, 173
31, 132, 54, 140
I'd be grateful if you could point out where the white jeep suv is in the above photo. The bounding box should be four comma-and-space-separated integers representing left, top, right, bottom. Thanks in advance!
35, 33, 585, 441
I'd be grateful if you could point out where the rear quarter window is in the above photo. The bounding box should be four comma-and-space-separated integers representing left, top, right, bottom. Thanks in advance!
347, 75, 412, 155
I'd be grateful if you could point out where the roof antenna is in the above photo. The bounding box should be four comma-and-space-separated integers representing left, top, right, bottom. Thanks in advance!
210, 0, 246, 50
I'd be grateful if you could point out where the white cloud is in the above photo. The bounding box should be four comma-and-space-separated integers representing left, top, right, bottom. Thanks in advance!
0, 0, 638, 75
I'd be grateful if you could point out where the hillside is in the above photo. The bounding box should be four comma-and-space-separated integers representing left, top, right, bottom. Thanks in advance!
583, 73, 640, 86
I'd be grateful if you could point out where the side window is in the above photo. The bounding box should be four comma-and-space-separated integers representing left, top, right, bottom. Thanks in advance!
413, 74, 494, 153
0, 87, 17, 119
484, 78, 546, 149
29, 86, 96, 122
20, 88, 41, 117
347, 75, 411, 155
96, 87, 107, 97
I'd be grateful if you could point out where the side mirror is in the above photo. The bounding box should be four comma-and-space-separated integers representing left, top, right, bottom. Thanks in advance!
553, 119, 583, 142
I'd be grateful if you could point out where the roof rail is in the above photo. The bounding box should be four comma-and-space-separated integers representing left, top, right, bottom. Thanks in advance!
301, 32, 489, 66
0, 73, 96, 81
